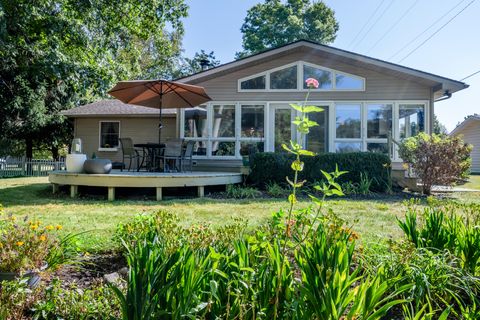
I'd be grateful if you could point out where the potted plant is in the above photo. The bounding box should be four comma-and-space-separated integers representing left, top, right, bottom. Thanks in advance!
0, 207, 65, 287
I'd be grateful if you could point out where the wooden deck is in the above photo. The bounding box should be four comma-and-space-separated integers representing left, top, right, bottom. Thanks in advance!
48, 170, 243, 201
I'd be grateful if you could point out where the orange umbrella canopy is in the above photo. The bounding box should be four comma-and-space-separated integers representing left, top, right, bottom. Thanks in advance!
107, 80, 211, 109
108, 80, 211, 143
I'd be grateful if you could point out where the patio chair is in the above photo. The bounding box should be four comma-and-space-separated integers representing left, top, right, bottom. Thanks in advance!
119, 138, 143, 171
159, 139, 184, 172
181, 141, 195, 172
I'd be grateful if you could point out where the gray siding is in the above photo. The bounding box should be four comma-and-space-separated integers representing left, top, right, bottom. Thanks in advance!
190, 51, 432, 102
74, 117, 177, 163
454, 122, 480, 173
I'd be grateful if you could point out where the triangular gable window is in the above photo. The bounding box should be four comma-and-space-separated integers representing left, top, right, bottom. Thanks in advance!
238, 61, 365, 91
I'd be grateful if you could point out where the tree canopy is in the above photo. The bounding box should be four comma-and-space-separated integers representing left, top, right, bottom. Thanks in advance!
177, 50, 221, 77
237, 0, 339, 58
0, 0, 188, 158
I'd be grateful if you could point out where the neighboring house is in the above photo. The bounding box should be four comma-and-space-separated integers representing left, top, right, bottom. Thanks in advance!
63, 40, 468, 172
450, 114, 480, 173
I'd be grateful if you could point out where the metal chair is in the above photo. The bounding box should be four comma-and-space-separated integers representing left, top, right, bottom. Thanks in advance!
181, 141, 195, 172
119, 138, 143, 171
159, 139, 184, 172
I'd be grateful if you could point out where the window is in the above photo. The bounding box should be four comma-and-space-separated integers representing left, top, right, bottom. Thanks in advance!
335, 73, 364, 90
99, 121, 119, 149
270, 65, 297, 89
238, 61, 365, 92
212, 105, 235, 138
181, 103, 266, 159
336, 142, 362, 153
241, 105, 264, 138
184, 106, 207, 138
240, 75, 266, 90
305, 106, 328, 153
303, 65, 332, 89
367, 104, 392, 139
399, 104, 425, 139
335, 104, 361, 138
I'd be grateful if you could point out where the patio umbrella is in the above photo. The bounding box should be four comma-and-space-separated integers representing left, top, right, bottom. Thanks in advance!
107, 80, 211, 143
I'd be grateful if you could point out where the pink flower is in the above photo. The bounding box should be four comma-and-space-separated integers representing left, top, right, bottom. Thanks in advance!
305, 78, 319, 89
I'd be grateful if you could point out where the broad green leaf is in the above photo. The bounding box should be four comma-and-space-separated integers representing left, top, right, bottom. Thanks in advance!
289, 103, 304, 112
303, 105, 324, 113
297, 149, 315, 156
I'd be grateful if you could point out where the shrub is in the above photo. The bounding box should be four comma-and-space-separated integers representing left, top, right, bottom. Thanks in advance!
398, 133, 472, 195
225, 184, 261, 199
0, 278, 43, 319
33, 280, 121, 319
0, 213, 68, 273
265, 181, 288, 197
249, 152, 391, 192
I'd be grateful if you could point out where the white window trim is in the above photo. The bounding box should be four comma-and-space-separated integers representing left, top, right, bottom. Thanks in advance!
237, 61, 366, 92
98, 121, 120, 151
180, 100, 428, 160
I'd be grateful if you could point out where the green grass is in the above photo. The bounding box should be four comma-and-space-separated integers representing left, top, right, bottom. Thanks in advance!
1, 177, 479, 252
461, 175, 480, 190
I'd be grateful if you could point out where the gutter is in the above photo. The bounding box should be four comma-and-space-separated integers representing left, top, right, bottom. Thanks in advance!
435, 90, 452, 102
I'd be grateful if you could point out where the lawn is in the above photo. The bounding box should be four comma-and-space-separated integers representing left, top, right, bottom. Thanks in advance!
461, 175, 480, 190
1, 177, 479, 252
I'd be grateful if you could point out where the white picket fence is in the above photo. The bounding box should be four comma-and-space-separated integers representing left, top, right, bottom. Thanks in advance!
0, 157, 65, 177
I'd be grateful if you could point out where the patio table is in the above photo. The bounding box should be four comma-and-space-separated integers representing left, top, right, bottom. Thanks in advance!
134, 143, 165, 172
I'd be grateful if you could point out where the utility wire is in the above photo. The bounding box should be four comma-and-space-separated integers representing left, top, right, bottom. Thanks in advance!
388, 0, 467, 60
366, 0, 419, 54
352, 0, 395, 51
460, 69, 480, 81
348, 0, 386, 49
398, 0, 476, 63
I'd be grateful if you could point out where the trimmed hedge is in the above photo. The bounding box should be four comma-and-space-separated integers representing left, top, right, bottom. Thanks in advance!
249, 152, 391, 192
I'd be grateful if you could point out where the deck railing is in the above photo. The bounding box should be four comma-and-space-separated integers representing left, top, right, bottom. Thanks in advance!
0, 157, 65, 177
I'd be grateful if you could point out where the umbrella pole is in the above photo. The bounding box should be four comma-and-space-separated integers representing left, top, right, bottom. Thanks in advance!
159, 84, 163, 144
158, 100, 163, 144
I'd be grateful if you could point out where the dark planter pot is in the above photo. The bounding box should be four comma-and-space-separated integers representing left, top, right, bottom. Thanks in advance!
0, 271, 41, 288
83, 159, 112, 174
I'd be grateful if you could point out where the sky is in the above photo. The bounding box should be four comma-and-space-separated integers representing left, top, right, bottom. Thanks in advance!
181, 0, 480, 132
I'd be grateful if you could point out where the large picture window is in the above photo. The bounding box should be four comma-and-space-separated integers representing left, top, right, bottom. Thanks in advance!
99, 121, 119, 150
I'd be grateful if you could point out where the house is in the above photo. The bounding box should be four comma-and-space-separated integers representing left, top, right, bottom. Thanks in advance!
450, 114, 480, 173
63, 40, 468, 173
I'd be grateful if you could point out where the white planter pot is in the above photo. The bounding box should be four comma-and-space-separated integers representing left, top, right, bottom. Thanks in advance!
66, 154, 87, 173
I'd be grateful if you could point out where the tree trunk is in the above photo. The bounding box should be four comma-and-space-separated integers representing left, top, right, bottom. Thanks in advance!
51, 145, 59, 160
25, 138, 33, 159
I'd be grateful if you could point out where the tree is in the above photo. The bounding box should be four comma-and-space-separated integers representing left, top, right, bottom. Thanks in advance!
433, 114, 447, 135
0, 0, 188, 159
237, 0, 339, 58
398, 133, 472, 195
178, 50, 220, 77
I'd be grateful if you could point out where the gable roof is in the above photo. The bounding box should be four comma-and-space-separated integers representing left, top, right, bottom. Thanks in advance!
177, 40, 468, 97
450, 114, 480, 136
61, 99, 176, 118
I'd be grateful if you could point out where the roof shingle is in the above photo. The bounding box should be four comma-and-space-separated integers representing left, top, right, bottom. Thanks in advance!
61, 99, 177, 117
